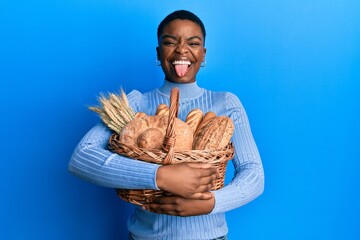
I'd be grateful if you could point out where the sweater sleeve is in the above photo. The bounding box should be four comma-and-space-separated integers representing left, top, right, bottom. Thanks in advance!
68, 90, 160, 189
211, 92, 264, 214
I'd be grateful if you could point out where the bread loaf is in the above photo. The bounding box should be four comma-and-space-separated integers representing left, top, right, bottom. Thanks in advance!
194, 111, 216, 137
185, 108, 203, 135
119, 117, 153, 147
172, 118, 193, 150
193, 116, 234, 150
155, 104, 169, 116
135, 112, 147, 118
137, 128, 165, 149
119, 114, 193, 151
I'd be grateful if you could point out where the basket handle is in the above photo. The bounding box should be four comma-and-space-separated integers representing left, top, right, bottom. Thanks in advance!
162, 87, 179, 165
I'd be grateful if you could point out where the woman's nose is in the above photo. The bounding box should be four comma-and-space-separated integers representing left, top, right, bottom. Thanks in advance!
176, 42, 188, 54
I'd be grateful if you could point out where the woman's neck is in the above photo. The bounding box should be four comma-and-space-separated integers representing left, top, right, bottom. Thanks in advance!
157, 80, 203, 98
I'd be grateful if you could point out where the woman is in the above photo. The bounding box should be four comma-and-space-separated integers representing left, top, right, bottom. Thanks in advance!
69, 10, 264, 240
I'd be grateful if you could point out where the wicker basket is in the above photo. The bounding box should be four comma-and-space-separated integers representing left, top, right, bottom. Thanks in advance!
108, 87, 235, 205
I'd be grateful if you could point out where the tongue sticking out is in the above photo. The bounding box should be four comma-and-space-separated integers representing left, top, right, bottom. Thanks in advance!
174, 64, 189, 77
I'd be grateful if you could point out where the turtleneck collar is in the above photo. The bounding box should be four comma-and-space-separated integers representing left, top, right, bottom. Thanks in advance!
156, 80, 203, 99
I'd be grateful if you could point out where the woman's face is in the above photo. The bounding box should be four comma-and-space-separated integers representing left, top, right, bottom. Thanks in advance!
157, 19, 206, 84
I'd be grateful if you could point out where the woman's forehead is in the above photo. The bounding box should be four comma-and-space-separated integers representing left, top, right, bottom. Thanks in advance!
161, 19, 203, 38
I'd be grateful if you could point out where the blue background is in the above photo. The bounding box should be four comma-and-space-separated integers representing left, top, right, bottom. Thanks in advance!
1, 0, 359, 239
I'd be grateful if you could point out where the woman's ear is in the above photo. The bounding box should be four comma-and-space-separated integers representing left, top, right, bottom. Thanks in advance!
203, 47, 207, 61
156, 46, 160, 60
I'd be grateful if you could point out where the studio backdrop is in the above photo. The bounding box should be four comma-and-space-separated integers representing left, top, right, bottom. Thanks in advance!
1, 0, 359, 239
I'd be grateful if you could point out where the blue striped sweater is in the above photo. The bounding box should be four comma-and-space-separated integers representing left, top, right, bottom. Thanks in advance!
68, 80, 264, 239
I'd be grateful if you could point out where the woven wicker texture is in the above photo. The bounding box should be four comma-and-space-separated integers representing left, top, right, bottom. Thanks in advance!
108, 88, 235, 205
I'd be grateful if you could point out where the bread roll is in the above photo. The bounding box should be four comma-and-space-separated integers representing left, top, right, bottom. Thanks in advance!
155, 104, 169, 116
185, 108, 203, 135
119, 117, 152, 147
137, 128, 165, 149
119, 114, 193, 151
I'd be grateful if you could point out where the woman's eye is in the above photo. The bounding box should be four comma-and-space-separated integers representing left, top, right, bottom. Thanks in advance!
189, 42, 201, 46
163, 41, 176, 46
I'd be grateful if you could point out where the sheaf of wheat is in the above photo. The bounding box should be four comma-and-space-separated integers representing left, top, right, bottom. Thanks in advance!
89, 89, 135, 134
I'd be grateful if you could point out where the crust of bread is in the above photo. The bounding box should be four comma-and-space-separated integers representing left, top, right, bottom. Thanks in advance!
193, 116, 234, 150
137, 128, 165, 149
155, 104, 169, 116
135, 112, 147, 118
185, 108, 203, 135
194, 111, 216, 137
119, 114, 193, 151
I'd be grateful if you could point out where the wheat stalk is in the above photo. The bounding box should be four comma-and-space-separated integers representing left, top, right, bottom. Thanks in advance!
89, 89, 135, 134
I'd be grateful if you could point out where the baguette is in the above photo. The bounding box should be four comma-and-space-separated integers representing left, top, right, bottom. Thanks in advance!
185, 108, 203, 135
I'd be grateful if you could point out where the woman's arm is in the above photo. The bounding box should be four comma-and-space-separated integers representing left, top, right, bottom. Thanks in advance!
68, 90, 161, 189
68, 123, 161, 189
210, 92, 264, 214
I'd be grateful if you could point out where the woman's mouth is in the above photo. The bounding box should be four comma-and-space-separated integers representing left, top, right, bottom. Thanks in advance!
172, 60, 191, 77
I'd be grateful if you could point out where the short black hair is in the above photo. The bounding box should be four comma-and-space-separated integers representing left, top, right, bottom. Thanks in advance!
157, 10, 206, 45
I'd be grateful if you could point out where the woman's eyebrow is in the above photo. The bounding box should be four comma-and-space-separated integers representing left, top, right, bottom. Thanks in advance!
160, 35, 203, 42
187, 36, 202, 41
160, 34, 177, 40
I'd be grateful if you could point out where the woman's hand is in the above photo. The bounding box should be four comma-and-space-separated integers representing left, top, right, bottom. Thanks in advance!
156, 163, 219, 199
142, 195, 215, 216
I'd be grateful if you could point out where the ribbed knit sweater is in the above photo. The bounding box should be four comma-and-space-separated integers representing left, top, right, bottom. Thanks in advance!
68, 80, 264, 240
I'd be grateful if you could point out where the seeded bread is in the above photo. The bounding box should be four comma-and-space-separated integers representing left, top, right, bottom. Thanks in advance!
193, 116, 234, 150
193, 111, 216, 137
